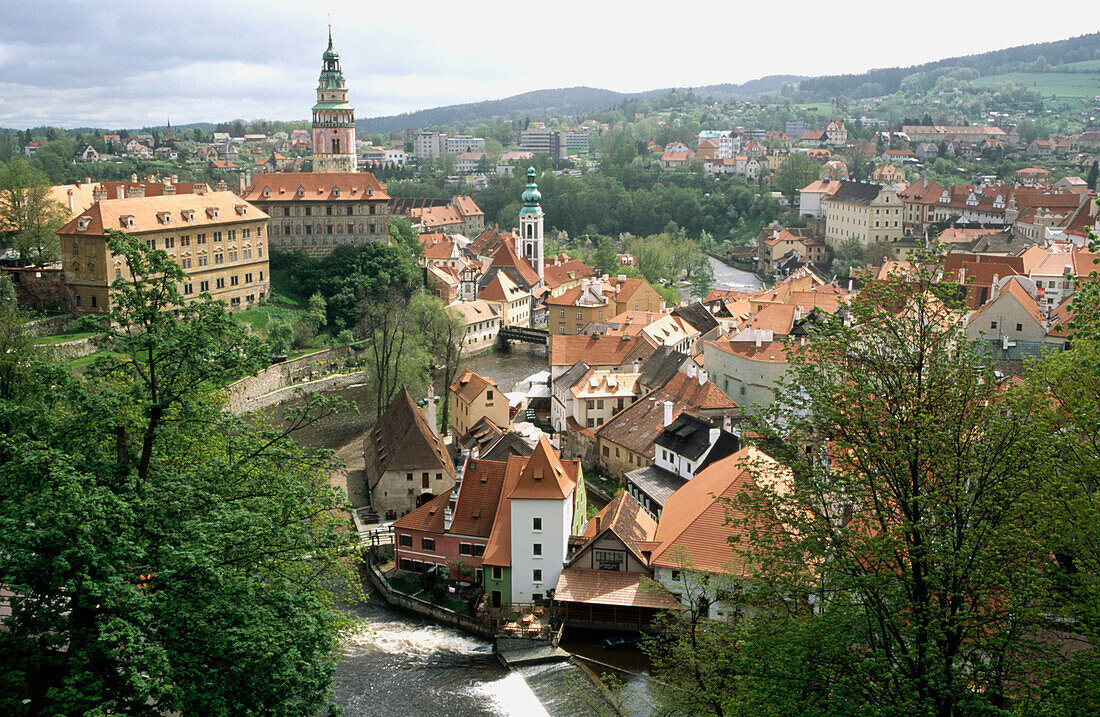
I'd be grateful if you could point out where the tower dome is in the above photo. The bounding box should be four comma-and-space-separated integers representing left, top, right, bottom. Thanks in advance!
311, 26, 357, 174
520, 167, 543, 216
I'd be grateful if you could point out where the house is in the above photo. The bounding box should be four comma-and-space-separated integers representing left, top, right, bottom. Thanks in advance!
825, 121, 847, 145
915, 143, 939, 162
570, 368, 642, 431
75, 144, 100, 163
552, 360, 590, 433
964, 275, 1059, 360
545, 275, 666, 339
703, 332, 795, 410
482, 437, 587, 607
872, 163, 905, 184
823, 180, 904, 248
359, 388, 456, 520
549, 333, 658, 382
477, 271, 530, 328
898, 179, 945, 234
757, 227, 826, 273
554, 492, 681, 630
451, 299, 500, 353
595, 369, 739, 479
392, 453, 509, 581
542, 255, 594, 298
1014, 167, 1053, 186
450, 368, 509, 441
650, 447, 790, 621
661, 151, 694, 170
798, 177, 843, 219
800, 130, 827, 148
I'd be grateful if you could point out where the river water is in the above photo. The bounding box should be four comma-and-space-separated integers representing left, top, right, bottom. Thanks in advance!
708, 255, 763, 293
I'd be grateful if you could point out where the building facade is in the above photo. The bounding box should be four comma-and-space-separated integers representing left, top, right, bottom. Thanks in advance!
311, 29, 358, 173
58, 191, 269, 314
241, 173, 390, 258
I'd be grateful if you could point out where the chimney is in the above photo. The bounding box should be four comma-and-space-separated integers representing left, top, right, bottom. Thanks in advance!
755, 333, 762, 348
698, 368, 708, 386
117, 186, 125, 199
594, 514, 602, 533
958, 267, 966, 285
84, 176, 91, 184
991, 274, 999, 300
130, 173, 137, 183
686, 363, 697, 379
662, 400, 675, 428
426, 386, 438, 436
66, 189, 74, 212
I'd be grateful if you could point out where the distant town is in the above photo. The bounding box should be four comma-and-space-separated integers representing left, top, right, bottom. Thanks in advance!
3, 25, 1100, 717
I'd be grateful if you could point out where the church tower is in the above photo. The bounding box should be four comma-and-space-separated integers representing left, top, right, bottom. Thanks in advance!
311, 27, 357, 173
518, 167, 544, 281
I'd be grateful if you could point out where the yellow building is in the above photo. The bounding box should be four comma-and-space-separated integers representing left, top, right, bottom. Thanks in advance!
450, 368, 509, 439
823, 181, 903, 249
58, 191, 269, 314
477, 271, 531, 327
545, 275, 665, 340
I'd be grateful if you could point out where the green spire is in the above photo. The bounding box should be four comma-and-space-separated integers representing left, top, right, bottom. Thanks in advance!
520, 166, 543, 216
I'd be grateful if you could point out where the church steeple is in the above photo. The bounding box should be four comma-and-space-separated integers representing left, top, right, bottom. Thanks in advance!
518, 167, 544, 283
311, 26, 357, 173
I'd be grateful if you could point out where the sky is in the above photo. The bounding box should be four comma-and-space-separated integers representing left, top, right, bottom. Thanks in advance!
0, 1, 1096, 130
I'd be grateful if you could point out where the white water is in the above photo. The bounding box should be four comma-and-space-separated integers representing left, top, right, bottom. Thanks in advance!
467, 671, 552, 717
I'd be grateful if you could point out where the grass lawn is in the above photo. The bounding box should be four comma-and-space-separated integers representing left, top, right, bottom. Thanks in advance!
795, 102, 834, 114
233, 304, 309, 336
972, 71, 1100, 98
31, 331, 101, 345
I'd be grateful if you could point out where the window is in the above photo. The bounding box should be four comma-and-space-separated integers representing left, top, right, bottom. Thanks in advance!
214, 253, 224, 265
115, 268, 122, 278
181, 258, 191, 269
473, 544, 485, 557
492, 566, 502, 580
399, 534, 412, 547
1016, 323, 1023, 332
991, 321, 998, 329
459, 543, 472, 556
183, 283, 193, 294
215, 278, 225, 289
533, 543, 542, 556
559, 308, 565, 318
245, 273, 252, 283
595, 549, 624, 571
587, 399, 594, 411
164, 236, 175, 248
197, 233, 206, 244
421, 537, 435, 552
90, 296, 97, 308
213, 231, 222, 242
146, 239, 157, 250
228, 251, 238, 262
406, 473, 413, 481
671, 570, 681, 581
230, 275, 239, 286
532, 517, 542, 531
532, 569, 542, 583
199, 280, 209, 292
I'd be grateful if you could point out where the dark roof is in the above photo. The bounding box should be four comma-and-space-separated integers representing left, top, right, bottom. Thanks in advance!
389, 196, 451, 215
481, 432, 534, 462
827, 180, 884, 206
554, 360, 591, 392
637, 346, 688, 391
671, 302, 720, 335
696, 430, 742, 473
625, 465, 687, 509
654, 413, 715, 461
967, 231, 1031, 254
363, 388, 454, 489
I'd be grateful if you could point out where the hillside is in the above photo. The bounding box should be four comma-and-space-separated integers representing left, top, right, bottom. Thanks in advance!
794, 32, 1100, 99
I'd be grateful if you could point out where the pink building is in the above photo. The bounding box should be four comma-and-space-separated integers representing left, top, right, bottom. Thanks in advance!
393, 455, 508, 581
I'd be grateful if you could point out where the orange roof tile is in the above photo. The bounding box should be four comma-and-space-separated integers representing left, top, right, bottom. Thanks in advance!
58, 191, 267, 236
554, 568, 680, 609
508, 436, 578, 501
242, 172, 388, 202
451, 368, 497, 404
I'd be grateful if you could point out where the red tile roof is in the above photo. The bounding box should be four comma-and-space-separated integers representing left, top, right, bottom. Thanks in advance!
242, 172, 389, 202
554, 568, 680, 609
450, 368, 497, 404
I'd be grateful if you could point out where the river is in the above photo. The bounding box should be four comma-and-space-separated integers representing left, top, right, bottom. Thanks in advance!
708, 254, 764, 293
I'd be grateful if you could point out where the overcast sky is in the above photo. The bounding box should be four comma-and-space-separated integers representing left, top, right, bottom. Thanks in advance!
0, 1, 1095, 130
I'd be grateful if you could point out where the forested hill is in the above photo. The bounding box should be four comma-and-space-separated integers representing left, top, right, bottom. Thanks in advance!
796, 32, 1100, 99
358, 76, 805, 133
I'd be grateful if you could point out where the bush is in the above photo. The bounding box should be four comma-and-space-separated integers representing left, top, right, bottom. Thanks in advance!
291, 319, 315, 350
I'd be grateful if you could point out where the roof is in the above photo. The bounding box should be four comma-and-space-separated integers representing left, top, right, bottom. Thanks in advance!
654, 413, 715, 461
543, 258, 594, 290
579, 491, 657, 562
671, 302, 720, 335
970, 276, 1044, 327
638, 346, 689, 390
391, 491, 450, 533
508, 436, 579, 501
625, 465, 687, 507
58, 191, 267, 236
550, 333, 658, 369
480, 454, 527, 567
799, 178, 845, 196
490, 239, 540, 288
553, 568, 681, 610
826, 180, 885, 206
706, 338, 792, 363
449, 457, 509, 538
481, 432, 535, 462
649, 447, 789, 574
450, 299, 499, 325
242, 172, 389, 202
450, 368, 497, 403
570, 369, 640, 399
363, 389, 454, 489
477, 271, 528, 303
554, 360, 591, 392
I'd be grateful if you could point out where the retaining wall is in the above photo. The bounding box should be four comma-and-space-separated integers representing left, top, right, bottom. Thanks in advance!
222, 341, 370, 414
48, 337, 100, 361
362, 558, 494, 640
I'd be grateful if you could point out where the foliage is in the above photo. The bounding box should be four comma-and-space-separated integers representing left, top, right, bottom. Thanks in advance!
0, 158, 68, 264
409, 294, 465, 434
0, 232, 357, 715
775, 152, 820, 204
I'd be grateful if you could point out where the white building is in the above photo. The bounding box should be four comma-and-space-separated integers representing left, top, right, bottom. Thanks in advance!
446, 135, 485, 154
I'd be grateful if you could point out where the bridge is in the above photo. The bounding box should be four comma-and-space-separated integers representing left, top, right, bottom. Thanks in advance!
498, 325, 549, 345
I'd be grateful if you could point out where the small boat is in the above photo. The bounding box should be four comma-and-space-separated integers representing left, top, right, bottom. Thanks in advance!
602, 635, 645, 649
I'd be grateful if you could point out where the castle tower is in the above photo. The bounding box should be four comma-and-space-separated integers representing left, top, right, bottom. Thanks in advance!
518, 167, 544, 281
311, 27, 357, 173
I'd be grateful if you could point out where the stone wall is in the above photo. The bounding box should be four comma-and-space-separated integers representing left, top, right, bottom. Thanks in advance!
22, 314, 77, 337
362, 557, 494, 640
47, 337, 100, 361
221, 340, 371, 414
4, 267, 67, 310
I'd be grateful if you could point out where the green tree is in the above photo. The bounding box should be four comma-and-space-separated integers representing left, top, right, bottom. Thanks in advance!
729, 264, 1053, 715
307, 291, 327, 330
409, 294, 465, 435
775, 152, 820, 205
1087, 160, 1099, 191
0, 158, 68, 264
0, 231, 356, 715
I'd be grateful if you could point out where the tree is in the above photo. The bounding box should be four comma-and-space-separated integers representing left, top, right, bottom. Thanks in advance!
0, 231, 356, 715
0, 158, 67, 264
409, 294, 465, 435
829, 236, 864, 276
729, 263, 1053, 715
591, 236, 619, 276
775, 152, 820, 205
1087, 160, 1099, 191
307, 291, 327, 330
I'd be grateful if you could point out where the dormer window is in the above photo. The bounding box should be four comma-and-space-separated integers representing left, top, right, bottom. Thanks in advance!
262, 187, 270, 198
297, 185, 305, 197
331, 186, 340, 197
181, 209, 195, 222
235, 204, 247, 216
206, 207, 219, 220
940, 191, 950, 203
77, 217, 91, 231
156, 211, 171, 224
119, 215, 135, 229
366, 188, 372, 197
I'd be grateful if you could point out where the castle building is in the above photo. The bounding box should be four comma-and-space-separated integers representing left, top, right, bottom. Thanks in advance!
311, 28, 358, 173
